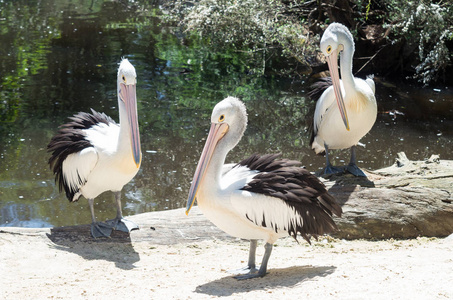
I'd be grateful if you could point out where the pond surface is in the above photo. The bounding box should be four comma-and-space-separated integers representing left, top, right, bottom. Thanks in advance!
1, 0, 452, 228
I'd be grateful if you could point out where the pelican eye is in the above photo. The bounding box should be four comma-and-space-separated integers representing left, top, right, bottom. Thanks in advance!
122, 75, 126, 83
326, 45, 332, 54
218, 114, 225, 122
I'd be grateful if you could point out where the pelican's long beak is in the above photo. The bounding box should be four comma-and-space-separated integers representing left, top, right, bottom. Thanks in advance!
326, 50, 350, 131
186, 122, 229, 215
119, 82, 141, 167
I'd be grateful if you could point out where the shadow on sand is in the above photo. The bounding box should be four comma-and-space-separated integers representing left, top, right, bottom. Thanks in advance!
46, 224, 140, 270
195, 265, 336, 296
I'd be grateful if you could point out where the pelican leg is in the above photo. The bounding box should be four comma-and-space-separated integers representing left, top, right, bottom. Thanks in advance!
247, 239, 258, 271
229, 239, 259, 275
323, 143, 344, 175
346, 146, 366, 177
105, 192, 139, 233
88, 198, 113, 238
234, 242, 273, 280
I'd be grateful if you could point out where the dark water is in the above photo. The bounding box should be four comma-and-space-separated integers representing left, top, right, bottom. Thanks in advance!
1, 1, 452, 228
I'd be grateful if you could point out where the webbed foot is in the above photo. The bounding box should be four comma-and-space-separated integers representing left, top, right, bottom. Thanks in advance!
91, 222, 113, 238
323, 164, 345, 175
228, 265, 259, 275
234, 270, 266, 280
346, 163, 367, 177
106, 218, 139, 233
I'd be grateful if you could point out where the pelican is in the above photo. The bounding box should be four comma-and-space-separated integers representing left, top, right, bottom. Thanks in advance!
311, 23, 377, 176
47, 58, 141, 238
186, 97, 342, 280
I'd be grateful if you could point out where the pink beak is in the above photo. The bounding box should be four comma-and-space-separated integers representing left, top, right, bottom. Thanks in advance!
326, 50, 350, 131
119, 82, 141, 167
186, 122, 229, 215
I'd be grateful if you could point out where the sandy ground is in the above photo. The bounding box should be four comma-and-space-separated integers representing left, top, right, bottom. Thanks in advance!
1, 228, 452, 300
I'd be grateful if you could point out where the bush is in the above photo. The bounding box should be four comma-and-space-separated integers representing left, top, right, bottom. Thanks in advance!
163, 0, 453, 84
389, 1, 452, 85
163, 0, 318, 75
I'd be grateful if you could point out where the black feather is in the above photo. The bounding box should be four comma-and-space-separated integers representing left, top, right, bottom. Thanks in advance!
238, 153, 342, 243
47, 109, 115, 201
308, 77, 333, 153
307, 77, 333, 101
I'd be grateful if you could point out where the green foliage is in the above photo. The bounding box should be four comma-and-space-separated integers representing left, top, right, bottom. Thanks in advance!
365, 0, 372, 21
389, 1, 452, 85
163, 0, 452, 85
162, 0, 317, 75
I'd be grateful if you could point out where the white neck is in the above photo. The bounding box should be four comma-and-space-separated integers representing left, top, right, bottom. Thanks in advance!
339, 36, 356, 96
117, 95, 132, 153
200, 140, 230, 197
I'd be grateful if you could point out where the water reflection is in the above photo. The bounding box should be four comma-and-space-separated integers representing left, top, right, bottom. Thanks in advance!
1, 202, 53, 228
0, 0, 452, 228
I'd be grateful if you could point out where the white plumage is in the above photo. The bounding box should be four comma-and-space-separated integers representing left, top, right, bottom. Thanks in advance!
186, 97, 341, 279
48, 58, 141, 238
311, 23, 377, 176
313, 79, 376, 151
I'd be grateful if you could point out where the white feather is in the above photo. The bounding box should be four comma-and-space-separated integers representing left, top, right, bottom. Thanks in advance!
366, 75, 375, 94
312, 78, 376, 153
231, 191, 304, 233
198, 164, 298, 244
61, 120, 139, 201
220, 164, 257, 191
84, 122, 120, 155
221, 163, 236, 176
225, 165, 305, 236
62, 147, 98, 201
312, 85, 336, 153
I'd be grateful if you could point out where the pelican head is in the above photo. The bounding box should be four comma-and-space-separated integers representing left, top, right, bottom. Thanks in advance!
186, 97, 247, 214
117, 58, 141, 167
320, 23, 353, 131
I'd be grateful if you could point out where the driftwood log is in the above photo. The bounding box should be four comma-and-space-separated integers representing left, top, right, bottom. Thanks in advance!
329, 152, 453, 239
1, 152, 452, 244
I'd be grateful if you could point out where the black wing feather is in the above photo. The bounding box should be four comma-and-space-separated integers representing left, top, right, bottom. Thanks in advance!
308, 77, 333, 153
238, 153, 342, 243
307, 77, 333, 102
47, 109, 115, 201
